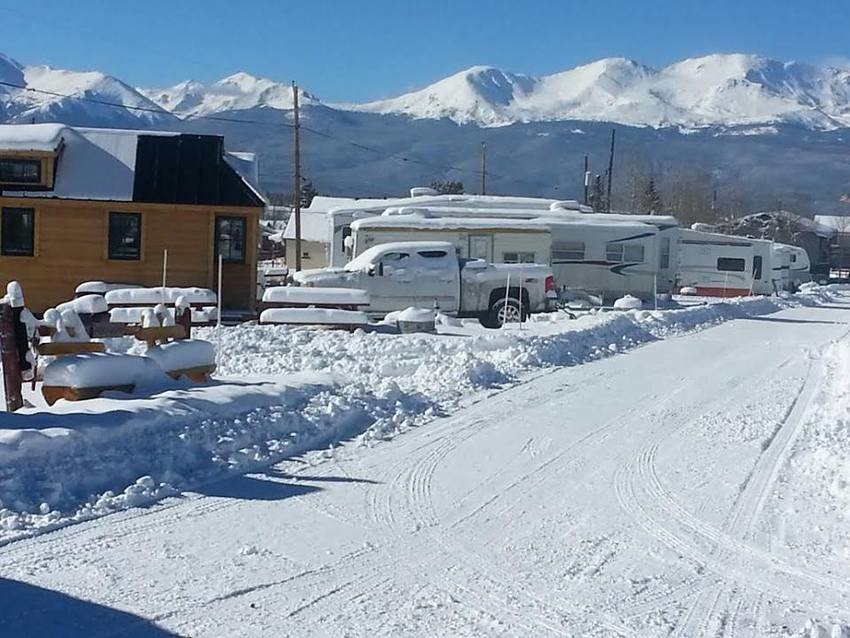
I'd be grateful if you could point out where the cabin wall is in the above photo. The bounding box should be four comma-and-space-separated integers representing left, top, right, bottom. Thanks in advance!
0, 196, 259, 312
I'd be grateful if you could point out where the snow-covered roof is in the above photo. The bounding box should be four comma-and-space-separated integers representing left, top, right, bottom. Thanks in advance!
0, 124, 261, 204
0, 123, 66, 152
224, 151, 266, 204
737, 211, 835, 238
282, 211, 332, 242
351, 214, 551, 232
814, 215, 850, 233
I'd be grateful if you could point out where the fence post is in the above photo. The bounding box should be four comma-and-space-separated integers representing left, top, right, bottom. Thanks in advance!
0, 303, 23, 412
176, 306, 192, 339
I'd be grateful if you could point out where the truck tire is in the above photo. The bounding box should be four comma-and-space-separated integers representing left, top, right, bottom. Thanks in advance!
481, 297, 523, 328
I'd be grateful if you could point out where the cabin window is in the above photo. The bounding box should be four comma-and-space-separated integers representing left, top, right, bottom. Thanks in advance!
753, 255, 763, 280
552, 241, 585, 261
215, 216, 247, 263
0, 158, 41, 185
717, 257, 745, 272
607, 242, 645, 263
1, 207, 34, 256
502, 251, 536, 264
108, 212, 141, 260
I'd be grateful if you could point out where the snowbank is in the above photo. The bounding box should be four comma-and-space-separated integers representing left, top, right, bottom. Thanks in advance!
259, 308, 369, 326
75, 281, 140, 296
262, 286, 369, 305
613, 294, 643, 310
105, 287, 216, 305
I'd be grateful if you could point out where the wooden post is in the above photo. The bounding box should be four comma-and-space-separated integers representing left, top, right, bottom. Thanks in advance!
292, 81, 302, 272
176, 306, 192, 339
480, 142, 487, 196
583, 155, 589, 206
0, 303, 23, 412
606, 128, 616, 213
161, 248, 168, 304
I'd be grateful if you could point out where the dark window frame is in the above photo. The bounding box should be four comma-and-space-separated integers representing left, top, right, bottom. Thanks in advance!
1, 207, 35, 257
215, 216, 248, 264
0, 158, 42, 185
108, 212, 142, 261
717, 257, 746, 272
752, 255, 763, 280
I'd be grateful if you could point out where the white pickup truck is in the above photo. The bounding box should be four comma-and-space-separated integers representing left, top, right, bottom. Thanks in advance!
292, 241, 556, 327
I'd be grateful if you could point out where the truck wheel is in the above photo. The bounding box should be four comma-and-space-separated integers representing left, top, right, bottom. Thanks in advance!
482, 298, 523, 328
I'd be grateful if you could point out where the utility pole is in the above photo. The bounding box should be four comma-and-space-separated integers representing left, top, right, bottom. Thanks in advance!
480, 142, 487, 196
606, 128, 616, 213
712, 189, 718, 219
583, 154, 590, 205
292, 81, 302, 272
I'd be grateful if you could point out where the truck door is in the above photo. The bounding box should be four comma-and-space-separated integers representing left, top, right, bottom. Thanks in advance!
469, 235, 492, 262
368, 250, 416, 313
412, 248, 460, 312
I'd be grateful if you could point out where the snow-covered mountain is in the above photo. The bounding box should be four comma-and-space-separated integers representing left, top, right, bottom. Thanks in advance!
354, 54, 850, 130
139, 72, 321, 119
0, 54, 174, 127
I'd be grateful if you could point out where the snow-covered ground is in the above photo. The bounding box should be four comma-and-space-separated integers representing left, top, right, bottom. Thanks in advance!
1, 289, 850, 636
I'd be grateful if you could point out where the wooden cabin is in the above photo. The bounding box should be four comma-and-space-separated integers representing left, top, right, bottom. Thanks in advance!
0, 124, 265, 312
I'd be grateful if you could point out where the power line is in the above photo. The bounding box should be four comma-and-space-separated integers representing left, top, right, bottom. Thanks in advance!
0, 79, 502, 181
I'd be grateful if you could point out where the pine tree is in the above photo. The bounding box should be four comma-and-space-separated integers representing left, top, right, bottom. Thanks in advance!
641, 177, 662, 215
299, 180, 319, 207
429, 180, 464, 195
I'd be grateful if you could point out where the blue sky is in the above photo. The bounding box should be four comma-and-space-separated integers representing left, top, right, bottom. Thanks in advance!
2, 0, 849, 101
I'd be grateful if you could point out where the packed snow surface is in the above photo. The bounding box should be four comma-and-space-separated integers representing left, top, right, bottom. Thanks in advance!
2, 287, 850, 637
105, 287, 216, 305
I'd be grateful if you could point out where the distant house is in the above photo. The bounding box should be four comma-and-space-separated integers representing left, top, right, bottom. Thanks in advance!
714, 210, 834, 278
281, 211, 331, 270
814, 215, 850, 272
0, 123, 265, 312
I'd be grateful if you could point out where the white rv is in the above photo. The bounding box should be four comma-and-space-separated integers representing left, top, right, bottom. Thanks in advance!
673, 229, 772, 297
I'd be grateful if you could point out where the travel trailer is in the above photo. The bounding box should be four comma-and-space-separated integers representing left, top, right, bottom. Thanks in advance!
672, 229, 770, 296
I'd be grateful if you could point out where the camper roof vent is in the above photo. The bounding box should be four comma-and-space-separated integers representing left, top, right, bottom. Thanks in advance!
410, 186, 439, 197
549, 200, 583, 212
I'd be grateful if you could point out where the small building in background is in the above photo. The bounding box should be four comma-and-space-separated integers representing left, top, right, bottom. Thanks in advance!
0, 123, 265, 311
281, 211, 331, 270
813, 215, 850, 275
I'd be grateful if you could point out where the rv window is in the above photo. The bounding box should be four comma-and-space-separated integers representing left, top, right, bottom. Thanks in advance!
1, 207, 35, 256
717, 257, 745, 272
791, 254, 797, 263
606, 243, 624, 262
552, 241, 585, 261
418, 250, 448, 259
753, 255, 763, 279
341, 226, 352, 251
502, 251, 535, 264
108, 212, 142, 260
624, 244, 645, 263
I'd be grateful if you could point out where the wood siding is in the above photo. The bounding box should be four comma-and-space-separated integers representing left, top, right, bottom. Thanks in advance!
0, 196, 259, 312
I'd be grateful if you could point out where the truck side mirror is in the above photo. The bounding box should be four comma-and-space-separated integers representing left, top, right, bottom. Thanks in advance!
367, 264, 377, 277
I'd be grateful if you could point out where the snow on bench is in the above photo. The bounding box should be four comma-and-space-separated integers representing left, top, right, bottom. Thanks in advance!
259, 307, 369, 328
109, 306, 218, 326
143, 339, 216, 382
75, 281, 141, 296
261, 286, 369, 308
56, 294, 109, 316
42, 352, 167, 405
105, 287, 217, 307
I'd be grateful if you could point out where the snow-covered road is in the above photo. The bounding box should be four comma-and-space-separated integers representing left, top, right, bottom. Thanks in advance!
3, 301, 850, 637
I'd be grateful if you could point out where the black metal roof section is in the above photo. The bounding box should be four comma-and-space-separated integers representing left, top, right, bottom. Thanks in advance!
132, 134, 263, 207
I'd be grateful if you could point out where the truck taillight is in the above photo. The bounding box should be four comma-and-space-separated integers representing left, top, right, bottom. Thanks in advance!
545, 275, 555, 292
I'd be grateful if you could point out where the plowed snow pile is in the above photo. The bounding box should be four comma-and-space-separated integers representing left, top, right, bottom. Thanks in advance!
0, 289, 837, 543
